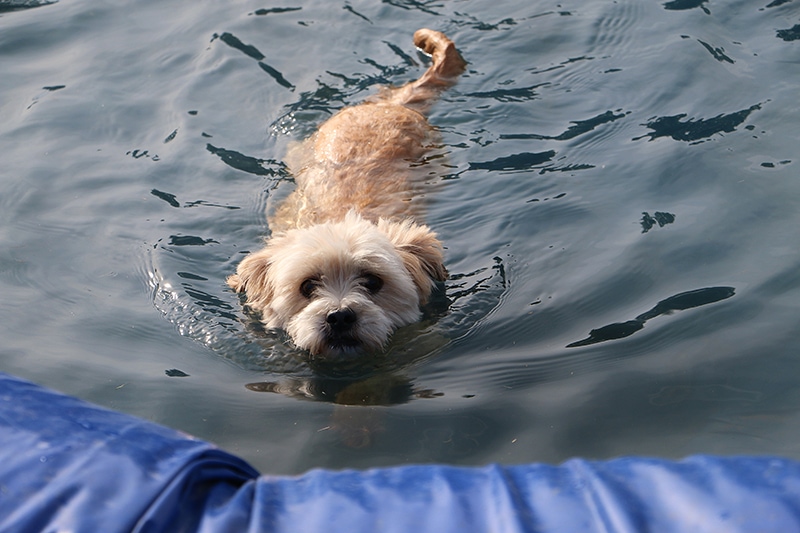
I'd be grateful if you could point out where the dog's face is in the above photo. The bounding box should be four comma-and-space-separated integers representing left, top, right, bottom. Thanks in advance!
228, 212, 446, 358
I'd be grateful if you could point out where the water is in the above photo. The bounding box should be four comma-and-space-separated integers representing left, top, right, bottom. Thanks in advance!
1, 0, 799, 474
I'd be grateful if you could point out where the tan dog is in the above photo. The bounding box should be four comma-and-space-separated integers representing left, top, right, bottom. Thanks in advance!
228, 29, 466, 358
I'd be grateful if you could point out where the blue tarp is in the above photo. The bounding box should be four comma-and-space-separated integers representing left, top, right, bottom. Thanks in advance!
2, 371, 800, 532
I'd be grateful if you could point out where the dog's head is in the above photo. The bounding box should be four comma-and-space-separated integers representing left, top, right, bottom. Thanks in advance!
228, 212, 446, 358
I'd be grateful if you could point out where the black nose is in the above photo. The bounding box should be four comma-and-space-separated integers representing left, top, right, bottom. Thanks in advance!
326, 308, 357, 332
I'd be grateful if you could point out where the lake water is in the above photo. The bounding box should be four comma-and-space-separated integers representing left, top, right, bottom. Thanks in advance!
1, 0, 799, 475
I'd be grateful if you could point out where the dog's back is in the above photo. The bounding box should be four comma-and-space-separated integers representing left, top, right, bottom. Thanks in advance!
272, 29, 466, 232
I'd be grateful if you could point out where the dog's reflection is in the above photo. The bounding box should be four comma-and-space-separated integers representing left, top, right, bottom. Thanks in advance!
246, 372, 441, 448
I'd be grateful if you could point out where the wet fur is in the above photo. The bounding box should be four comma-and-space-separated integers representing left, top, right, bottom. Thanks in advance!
228, 29, 466, 358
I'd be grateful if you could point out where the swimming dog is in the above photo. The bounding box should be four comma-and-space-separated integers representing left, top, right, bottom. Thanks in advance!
228, 29, 466, 357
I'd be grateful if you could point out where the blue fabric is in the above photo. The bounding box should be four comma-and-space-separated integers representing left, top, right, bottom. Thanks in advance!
2, 372, 800, 533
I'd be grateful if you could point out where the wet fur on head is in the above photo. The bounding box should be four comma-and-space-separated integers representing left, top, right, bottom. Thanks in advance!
228, 212, 446, 357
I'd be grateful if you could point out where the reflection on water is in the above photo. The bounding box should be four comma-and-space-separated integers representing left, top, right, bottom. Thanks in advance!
2, 0, 800, 472
567, 287, 736, 347
635, 103, 763, 144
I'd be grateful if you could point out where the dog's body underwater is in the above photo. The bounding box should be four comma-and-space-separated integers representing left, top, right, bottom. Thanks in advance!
228, 29, 466, 358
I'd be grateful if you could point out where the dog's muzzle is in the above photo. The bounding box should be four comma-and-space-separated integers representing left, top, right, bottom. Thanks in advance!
326, 308, 357, 332
325, 308, 360, 351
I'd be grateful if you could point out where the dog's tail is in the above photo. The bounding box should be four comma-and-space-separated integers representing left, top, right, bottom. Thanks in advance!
413, 29, 467, 89
379, 29, 466, 113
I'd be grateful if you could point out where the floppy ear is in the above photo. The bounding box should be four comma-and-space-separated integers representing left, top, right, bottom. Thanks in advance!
227, 248, 273, 306
377, 219, 447, 303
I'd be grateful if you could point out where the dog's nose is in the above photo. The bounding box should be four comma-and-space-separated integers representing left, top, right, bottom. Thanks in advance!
326, 308, 357, 331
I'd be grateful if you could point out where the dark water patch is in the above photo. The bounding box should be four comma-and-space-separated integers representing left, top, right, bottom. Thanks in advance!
258, 62, 295, 90
635, 104, 762, 143
447, 259, 507, 301
359, 58, 405, 80
636, 287, 736, 321
0, 0, 56, 12
382, 0, 441, 16
765, 0, 793, 6
562, 55, 595, 65
777, 24, 800, 41
206, 144, 286, 177
466, 84, 546, 103
567, 320, 645, 347
760, 160, 791, 168
184, 286, 236, 317
150, 189, 240, 210
568, 287, 735, 347
468, 151, 556, 172
641, 211, 675, 233
343, 3, 372, 23
384, 41, 418, 66
539, 163, 595, 175
127, 149, 159, 161
215, 32, 265, 61
213, 33, 295, 89
440, 258, 508, 344
177, 272, 208, 281
168, 235, 218, 246
165, 368, 190, 377
453, 12, 517, 32
251, 7, 302, 16
500, 110, 627, 141
527, 193, 567, 204
183, 200, 240, 210
151, 189, 180, 208
272, 64, 416, 133
527, 56, 593, 76
663, 0, 710, 14
282, 78, 357, 116
697, 40, 734, 63
326, 66, 401, 93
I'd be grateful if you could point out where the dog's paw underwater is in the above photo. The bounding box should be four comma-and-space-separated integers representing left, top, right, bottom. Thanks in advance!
229, 29, 466, 358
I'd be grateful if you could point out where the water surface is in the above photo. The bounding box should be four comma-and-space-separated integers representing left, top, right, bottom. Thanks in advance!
1, 0, 799, 474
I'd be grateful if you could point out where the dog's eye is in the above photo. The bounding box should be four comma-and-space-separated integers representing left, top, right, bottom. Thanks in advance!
300, 278, 318, 298
361, 273, 383, 294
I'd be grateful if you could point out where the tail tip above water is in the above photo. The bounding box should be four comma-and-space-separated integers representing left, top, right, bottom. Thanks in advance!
413, 28, 467, 80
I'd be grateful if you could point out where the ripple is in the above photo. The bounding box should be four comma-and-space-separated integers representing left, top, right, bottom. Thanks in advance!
142, 220, 508, 382
143, 248, 302, 373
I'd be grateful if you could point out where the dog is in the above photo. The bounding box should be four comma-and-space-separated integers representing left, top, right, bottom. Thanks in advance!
228, 29, 466, 358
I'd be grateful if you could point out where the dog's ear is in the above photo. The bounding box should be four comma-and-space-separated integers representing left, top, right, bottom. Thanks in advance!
377, 219, 447, 303
227, 248, 273, 305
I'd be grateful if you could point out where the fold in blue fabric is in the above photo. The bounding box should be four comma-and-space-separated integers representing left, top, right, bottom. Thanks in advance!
2, 372, 799, 533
